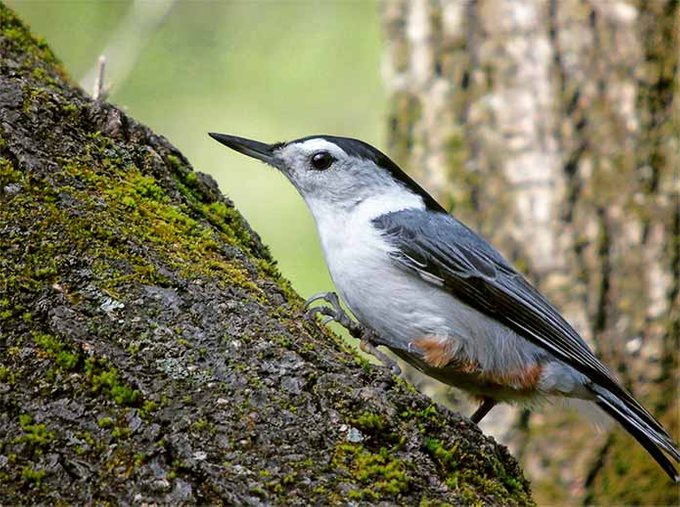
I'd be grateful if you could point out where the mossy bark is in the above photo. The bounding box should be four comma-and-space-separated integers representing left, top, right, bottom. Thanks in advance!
381, 0, 678, 505
0, 4, 533, 505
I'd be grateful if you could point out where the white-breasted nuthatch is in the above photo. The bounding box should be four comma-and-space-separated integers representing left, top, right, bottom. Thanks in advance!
209, 132, 679, 482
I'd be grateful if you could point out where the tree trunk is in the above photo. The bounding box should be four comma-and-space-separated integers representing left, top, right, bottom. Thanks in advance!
381, 0, 678, 504
0, 4, 532, 504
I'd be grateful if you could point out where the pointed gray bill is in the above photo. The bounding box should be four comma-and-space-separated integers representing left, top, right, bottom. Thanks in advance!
208, 133, 277, 165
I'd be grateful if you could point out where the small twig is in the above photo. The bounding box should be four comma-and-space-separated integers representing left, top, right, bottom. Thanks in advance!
93, 55, 107, 101
80, 0, 179, 100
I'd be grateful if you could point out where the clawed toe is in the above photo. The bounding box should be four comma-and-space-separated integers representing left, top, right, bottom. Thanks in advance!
304, 306, 328, 323
304, 291, 337, 311
304, 291, 343, 324
304, 290, 400, 376
304, 291, 355, 332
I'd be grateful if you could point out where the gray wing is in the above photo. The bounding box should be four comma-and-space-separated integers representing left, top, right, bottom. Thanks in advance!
372, 209, 680, 471
372, 209, 623, 393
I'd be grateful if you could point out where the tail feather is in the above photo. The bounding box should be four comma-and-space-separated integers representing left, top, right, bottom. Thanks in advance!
591, 384, 680, 483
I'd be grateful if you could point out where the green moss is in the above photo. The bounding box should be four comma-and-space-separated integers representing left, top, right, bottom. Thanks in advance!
353, 411, 387, 433
425, 437, 459, 467
55, 350, 78, 369
400, 403, 440, 427
2, 123, 268, 311
15, 414, 55, 451
61, 103, 78, 114
32, 332, 78, 369
394, 375, 418, 394
390, 399, 530, 503
191, 417, 211, 433
139, 400, 158, 419
31, 66, 56, 86
184, 170, 198, 186
20, 466, 46, 484
166, 154, 183, 170
201, 200, 252, 247
133, 452, 146, 467
29, 333, 142, 408
353, 354, 373, 373
265, 472, 295, 494
0, 4, 68, 79
333, 443, 410, 500
121, 195, 137, 208
97, 416, 114, 429
0, 157, 20, 186
57, 157, 260, 294
272, 334, 292, 348
111, 425, 131, 439
85, 358, 140, 407
22, 85, 49, 114
422, 436, 532, 505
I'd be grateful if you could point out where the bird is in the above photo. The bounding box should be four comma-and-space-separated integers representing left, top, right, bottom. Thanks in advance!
209, 131, 680, 482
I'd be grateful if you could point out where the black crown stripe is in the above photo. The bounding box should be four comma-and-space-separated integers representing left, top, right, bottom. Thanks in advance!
282, 135, 446, 213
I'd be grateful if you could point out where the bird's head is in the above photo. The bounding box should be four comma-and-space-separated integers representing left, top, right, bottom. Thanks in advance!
209, 133, 444, 216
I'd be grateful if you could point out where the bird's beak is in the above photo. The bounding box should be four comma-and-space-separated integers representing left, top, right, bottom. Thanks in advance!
208, 133, 277, 166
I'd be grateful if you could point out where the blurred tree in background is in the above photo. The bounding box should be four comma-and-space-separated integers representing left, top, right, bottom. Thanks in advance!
381, 0, 678, 504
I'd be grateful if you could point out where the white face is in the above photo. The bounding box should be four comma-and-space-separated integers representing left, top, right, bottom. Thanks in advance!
210, 132, 428, 223
273, 138, 404, 212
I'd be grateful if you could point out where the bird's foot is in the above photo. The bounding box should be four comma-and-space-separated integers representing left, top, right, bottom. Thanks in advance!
358, 339, 401, 376
304, 291, 363, 337
304, 291, 401, 375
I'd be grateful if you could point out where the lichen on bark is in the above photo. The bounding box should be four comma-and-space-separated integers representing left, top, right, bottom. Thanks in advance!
0, 4, 532, 504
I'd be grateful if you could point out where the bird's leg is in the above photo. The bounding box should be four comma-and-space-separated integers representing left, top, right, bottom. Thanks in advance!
470, 396, 497, 424
304, 291, 365, 338
304, 291, 401, 375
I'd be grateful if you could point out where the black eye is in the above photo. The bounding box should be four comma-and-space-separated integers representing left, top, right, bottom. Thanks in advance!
310, 151, 334, 170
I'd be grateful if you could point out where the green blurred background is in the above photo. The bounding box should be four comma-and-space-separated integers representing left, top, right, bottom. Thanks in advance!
8, 0, 386, 298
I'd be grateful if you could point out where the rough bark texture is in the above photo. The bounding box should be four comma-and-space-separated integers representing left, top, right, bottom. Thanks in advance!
0, 5, 533, 505
382, 0, 679, 504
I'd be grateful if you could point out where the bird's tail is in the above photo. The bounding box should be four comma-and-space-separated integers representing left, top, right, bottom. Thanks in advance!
590, 383, 680, 483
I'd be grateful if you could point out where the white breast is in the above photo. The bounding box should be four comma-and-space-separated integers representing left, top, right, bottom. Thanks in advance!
308, 192, 545, 374
305, 192, 591, 400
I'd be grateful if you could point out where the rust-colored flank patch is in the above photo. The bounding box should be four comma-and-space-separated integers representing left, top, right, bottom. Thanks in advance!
413, 335, 543, 391
412, 335, 458, 368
